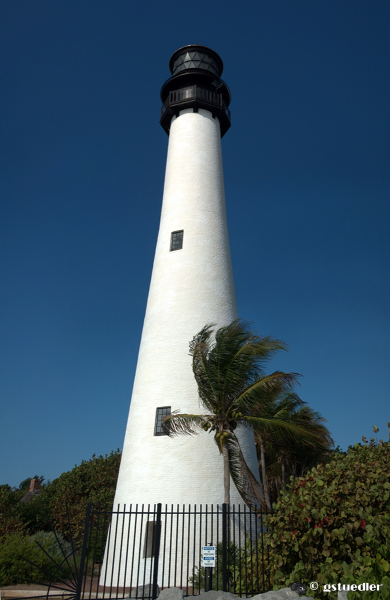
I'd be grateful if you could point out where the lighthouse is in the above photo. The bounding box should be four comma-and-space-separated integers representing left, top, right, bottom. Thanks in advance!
113, 45, 260, 510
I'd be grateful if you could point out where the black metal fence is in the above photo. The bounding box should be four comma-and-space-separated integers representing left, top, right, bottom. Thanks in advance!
20, 503, 272, 600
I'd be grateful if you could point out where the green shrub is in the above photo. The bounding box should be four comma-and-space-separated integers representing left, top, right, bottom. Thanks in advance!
0, 485, 25, 540
265, 440, 390, 599
0, 450, 121, 587
0, 478, 50, 539
0, 532, 73, 586
30, 531, 72, 560
15, 494, 51, 535
191, 540, 271, 596
45, 450, 121, 545
190, 542, 241, 592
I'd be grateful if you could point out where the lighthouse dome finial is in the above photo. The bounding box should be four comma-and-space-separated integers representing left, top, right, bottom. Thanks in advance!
169, 45, 224, 77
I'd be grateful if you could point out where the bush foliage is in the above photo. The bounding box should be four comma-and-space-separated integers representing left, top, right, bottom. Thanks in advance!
0, 451, 121, 585
0, 485, 25, 540
266, 439, 390, 599
2, 437, 390, 597
45, 449, 121, 544
0, 532, 73, 586
191, 540, 271, 596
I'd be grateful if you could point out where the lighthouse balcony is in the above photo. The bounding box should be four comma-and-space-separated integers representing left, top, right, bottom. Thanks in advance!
160, 85, 231, 137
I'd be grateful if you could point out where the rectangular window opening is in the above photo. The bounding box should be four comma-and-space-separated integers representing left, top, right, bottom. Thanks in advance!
170, 230, 184, 251
154, 406, 171, 436
143, 521, 157, 558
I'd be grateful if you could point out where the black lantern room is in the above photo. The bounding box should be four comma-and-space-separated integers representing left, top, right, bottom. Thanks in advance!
160, 45, 231, 137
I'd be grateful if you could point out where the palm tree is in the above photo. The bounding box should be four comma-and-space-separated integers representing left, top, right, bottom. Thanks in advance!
253, 397, 334, 508
252, 392, 304, 509
162, 320, 301, 507
275, 405, 333, 489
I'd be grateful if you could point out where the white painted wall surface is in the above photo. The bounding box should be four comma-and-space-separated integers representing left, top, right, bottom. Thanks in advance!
114, 108, 259, 509
105, 108, 261, 587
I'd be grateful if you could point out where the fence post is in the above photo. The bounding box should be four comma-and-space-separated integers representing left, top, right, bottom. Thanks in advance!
205, 567, 212, 592
75, 503, 92, 600
152, 503, 162, 600
222, 503, 227, 592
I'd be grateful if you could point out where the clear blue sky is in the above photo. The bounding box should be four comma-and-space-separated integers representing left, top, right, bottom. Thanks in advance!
1, 1, 389, 488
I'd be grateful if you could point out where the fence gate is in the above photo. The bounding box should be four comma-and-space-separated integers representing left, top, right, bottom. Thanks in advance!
19, 503, 272, 600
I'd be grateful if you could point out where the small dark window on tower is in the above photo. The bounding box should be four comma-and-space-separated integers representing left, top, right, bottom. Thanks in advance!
154, 406, 171, 436
170, 230, 184, 251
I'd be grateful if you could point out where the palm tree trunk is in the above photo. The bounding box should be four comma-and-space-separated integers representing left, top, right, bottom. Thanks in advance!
222, 443, 230, 504
259, 438, 271, 510
281, 458, 286, 491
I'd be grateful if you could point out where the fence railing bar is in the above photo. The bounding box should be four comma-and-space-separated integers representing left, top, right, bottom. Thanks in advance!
198, 505, 203, 596
100, 506, 113, 597
87, 504, 99, 599
250, 507, 254, 597
160, 505, 167, 592
98, 506, 108, 598
122, 503, 132, 598
186, 505, 191, 596
191, 505, 196, 597
82, 503, 94, 599
232, 505, 237, 595
108, 504, 121, 598
222, 504, 227, 592
152, 503, 162, 600
228, 505, 232, 594
255, 508, 260, 594
135, 504, 145, 597
244, 506, 248, 598
238, 504, 242, 598
260, 505, 265, 593
143, 504, 152, 599
268, 504, 272, 592
174, 505, 179, 587
150, 503, 157, 599
115, 504, 126, 594
89, 505, 106, 598
167, 505, 173, 589
75, 503, 92, 600
146, 504, 153, 599
64, 503, 79, 581
215, 505, 219, 590
129, 504, 138, 597
179, 505, 185, 592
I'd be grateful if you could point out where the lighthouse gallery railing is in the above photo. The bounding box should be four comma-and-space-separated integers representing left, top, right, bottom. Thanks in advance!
160, 86, 231, 121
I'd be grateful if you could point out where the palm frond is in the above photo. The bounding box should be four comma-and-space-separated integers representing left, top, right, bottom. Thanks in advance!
162, 411, 209, 436
190, 324, 221, 413
235, 371, 300, 411
246, 414, 328, 447
190, 321, 291, 415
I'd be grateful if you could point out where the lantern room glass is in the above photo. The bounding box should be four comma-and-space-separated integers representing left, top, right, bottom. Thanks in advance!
172, 51, 219, 77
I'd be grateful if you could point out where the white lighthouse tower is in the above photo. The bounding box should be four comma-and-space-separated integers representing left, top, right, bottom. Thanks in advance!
113, 45, 260, 510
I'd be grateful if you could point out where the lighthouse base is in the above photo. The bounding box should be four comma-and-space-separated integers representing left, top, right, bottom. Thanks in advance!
99, 503, 267, 593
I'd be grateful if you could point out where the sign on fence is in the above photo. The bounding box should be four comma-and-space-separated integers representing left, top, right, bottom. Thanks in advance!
202, 545, 216, 567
